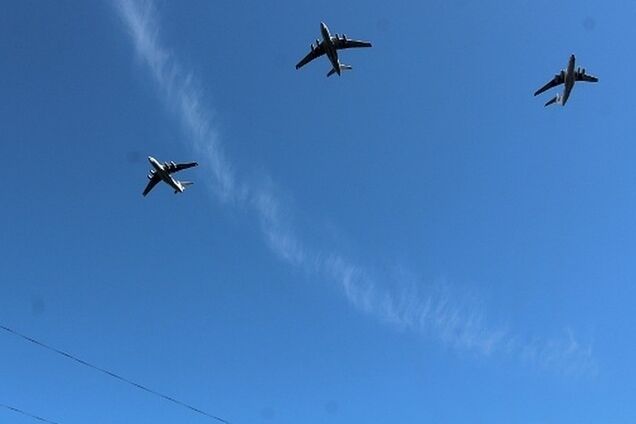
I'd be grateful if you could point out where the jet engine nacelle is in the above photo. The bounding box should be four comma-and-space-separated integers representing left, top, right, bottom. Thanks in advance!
147, 174, 153, 180
581, 68, 586, 75
342, 34, 347, 40
170, 161, 176, 167
315, 39, 320, 46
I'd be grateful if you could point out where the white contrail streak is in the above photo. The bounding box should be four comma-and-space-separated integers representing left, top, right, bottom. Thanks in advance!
115, 0, 596, 376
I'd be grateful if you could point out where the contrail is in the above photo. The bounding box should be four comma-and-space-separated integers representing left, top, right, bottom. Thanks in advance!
114, 0, 596, 376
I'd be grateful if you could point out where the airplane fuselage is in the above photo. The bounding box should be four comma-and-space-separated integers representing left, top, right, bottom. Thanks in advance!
320, 22, 340, 75
148, 156, 186, 193
535, 53, 597, 107
561, 54, 576, 105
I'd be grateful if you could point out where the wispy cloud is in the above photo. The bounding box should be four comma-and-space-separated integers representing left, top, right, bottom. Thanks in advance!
115, 0, 596, 376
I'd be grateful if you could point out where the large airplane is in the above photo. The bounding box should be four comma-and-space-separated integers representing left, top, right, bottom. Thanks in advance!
534, 54, 598, 107
142, 156, 198, 196
296, 22, 372, 77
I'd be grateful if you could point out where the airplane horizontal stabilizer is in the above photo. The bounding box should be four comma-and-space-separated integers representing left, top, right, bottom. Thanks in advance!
327, 64, 353, 77
544, 96, 559, 107
174, 181, 194, 194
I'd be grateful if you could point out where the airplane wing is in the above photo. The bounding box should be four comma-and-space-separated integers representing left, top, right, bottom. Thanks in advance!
534, 73, 565, 96
296, 44, 326, 69
169, 162, 198, 173
332, 37, 372, 50
575, 72, 599, 83
142, 175, 161, 197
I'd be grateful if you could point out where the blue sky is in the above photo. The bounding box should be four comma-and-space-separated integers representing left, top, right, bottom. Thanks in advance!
2, 0, 636, 422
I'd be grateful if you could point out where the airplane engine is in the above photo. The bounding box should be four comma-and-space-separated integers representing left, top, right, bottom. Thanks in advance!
581, 68, 586, 75
334, 33, 338, 38
342, 34, 347, 40
147, 174, 153, 180
170, 161, 176, 167
310, 44, 314, 51
315, 39, 320, 46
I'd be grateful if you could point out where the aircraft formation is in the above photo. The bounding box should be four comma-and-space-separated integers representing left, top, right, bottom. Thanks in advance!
143, 21, 598, 196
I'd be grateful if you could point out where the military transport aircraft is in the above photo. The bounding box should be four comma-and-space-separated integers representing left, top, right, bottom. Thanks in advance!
142, 156, 198, 196
534, 54, 598, 107
296, 22, 372, 77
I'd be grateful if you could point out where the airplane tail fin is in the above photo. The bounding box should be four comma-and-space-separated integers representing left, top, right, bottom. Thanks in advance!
327, 64, 352, 77
544, 94, 561, 107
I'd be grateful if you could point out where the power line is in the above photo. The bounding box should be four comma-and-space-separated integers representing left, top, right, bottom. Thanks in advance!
1, 324, 230, 424
1, 403, 61, 424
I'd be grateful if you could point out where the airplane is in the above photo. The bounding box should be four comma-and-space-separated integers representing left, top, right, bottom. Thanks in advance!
534, 54, 598, 106
295, 22, 372, 77
142, 156, 198, 196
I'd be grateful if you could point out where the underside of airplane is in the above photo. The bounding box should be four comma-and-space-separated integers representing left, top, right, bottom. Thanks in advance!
143, 156, 198, 196
296, 22, 372, 77
534, 55, 598, 107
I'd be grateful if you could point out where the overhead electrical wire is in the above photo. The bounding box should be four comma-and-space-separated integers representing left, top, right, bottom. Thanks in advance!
1, 403, 61, 424
1, 324, 230, 424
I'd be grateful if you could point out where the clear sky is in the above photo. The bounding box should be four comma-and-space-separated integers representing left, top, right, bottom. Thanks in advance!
2, 0, 636, 423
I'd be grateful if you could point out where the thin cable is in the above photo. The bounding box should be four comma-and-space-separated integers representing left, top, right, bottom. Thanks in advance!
1, 403, 61, 424
1, 324, 230, 424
